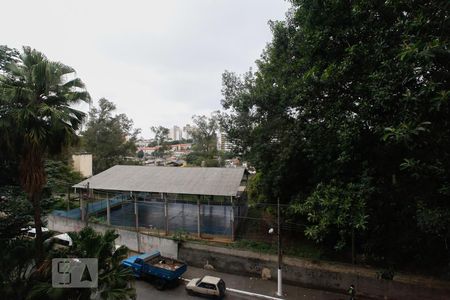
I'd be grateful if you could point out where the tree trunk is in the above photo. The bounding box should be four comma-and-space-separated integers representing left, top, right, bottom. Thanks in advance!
31, 192, 44, 264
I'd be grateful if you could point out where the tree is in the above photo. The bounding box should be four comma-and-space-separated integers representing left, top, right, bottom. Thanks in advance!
151, 125, 169, 146
0, 46, 21, 185
190, 113, 219, 154
0, 45, 19, 71
221, 0, 450, 270
0, 186, 35, 299
137, 149, 144, 159
28, 227, 135, 300
0, 46, 90, 263
82, 98, 140, 173
150, 126, 169, 157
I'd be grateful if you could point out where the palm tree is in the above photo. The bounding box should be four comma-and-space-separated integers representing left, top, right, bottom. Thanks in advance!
0, 46, 90, 263
28, 227, 136, 300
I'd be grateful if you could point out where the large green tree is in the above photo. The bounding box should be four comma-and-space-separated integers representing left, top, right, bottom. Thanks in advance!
150, 125, 169, 157
82, 98, 139, 173
0, 46, 90, 263
190, 113, 219, 154
221, 0, 449, 271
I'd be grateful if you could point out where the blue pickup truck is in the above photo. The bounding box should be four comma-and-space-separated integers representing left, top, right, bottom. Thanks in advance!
121, 250, 187, 290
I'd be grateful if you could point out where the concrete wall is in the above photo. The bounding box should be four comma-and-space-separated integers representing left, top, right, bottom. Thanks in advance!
47, 215, 179, 258
72, 154, 93, 178
179, 242, 450, 300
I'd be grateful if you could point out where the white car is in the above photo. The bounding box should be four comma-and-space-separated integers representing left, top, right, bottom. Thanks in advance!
23, 226, 49, 238
185, 276, 226, 298
50, 233, 73, 247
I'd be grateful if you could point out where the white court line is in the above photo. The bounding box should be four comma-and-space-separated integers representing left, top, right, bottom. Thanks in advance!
226, 288, 284, 300
180, 278, 284, 300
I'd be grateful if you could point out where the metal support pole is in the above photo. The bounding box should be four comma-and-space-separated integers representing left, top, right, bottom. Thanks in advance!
85, 182, 90, 226
79, 189, 84, 221
231, 196, 235, 241
197, 196, 201, 238
134, 191, 141, 252
67, 187, 70, 212
164, 193, 169, 236
106, 192, 111, 225
277, 197, 282, 297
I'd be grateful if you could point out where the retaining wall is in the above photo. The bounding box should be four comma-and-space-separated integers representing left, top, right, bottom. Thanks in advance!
179, 242, 450, 300
47, 215, 179, 258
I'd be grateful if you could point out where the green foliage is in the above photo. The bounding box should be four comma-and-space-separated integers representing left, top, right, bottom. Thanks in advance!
247, 173, 268, 204
185, 151, 218, 167
220, 0, 450, 271
0, 45, 90, 262
0, 186, 35, 299
293, 181, 371, 250
28, 227, 135, 300
150, 126, 169, 157
0, 186, 33, 240
172, 229, 189, 243
0, 238, 35, 299
45, 160, 83, 194
136, 149, 144, 159
82, 98, 140, 173
0, 45, 19, 71
190, 113, 219, 154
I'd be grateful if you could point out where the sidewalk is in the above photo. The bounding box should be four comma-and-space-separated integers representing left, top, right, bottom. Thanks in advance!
184, 266, 359, 300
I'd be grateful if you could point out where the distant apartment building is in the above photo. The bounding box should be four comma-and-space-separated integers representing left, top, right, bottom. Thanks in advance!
169, 125, 183, 141
217, 131, 233, 152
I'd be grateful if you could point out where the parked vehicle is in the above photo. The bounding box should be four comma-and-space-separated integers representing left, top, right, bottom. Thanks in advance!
121, 250, 187, 290
45, 233, 73, 248
185, 276, 226, 298
22, 226, 49, 238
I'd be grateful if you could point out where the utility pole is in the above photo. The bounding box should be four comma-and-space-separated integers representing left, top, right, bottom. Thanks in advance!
277, 196, 282, 297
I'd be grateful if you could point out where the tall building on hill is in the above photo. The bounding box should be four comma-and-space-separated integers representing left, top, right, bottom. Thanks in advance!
217, 131, 233, 152
182, 124, 192, 140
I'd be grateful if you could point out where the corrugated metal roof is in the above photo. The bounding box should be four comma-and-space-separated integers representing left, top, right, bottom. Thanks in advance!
73, 165, 245, 197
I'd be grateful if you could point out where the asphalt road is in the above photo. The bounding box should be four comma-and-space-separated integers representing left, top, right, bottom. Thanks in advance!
135, 266, 351, 300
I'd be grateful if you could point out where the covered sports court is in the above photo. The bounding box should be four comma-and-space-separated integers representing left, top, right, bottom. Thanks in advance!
54, 165, 247, 242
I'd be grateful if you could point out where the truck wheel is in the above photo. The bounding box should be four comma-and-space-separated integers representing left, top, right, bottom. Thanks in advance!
155, 278, 166, 290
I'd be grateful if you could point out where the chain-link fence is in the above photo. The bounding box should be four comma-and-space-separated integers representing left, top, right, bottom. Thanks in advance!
58, 190, 247, 242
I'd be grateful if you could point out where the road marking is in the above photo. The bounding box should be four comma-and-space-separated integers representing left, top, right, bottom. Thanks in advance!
226, 288, 284, 300
180, 277, 284, 300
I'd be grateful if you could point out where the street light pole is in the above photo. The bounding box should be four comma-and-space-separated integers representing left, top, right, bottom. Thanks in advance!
277, 196, 282, 297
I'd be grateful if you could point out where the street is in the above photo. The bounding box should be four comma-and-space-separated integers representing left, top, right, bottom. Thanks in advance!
135, 266, 350, 300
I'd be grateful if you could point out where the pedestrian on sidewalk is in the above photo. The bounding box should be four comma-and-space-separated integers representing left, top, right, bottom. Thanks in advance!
348, 284, 356, 300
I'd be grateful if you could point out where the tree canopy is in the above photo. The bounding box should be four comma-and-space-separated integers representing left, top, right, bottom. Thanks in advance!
82, 98, 140, 173
221, 0, 450, 271
0, 46, 90, 262
190, 113, 219, 154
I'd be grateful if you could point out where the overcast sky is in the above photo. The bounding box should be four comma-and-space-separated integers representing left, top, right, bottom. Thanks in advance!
1, 0, 290, 138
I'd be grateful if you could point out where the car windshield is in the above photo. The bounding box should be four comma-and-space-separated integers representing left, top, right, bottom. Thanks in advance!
196, 277, 203, 286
